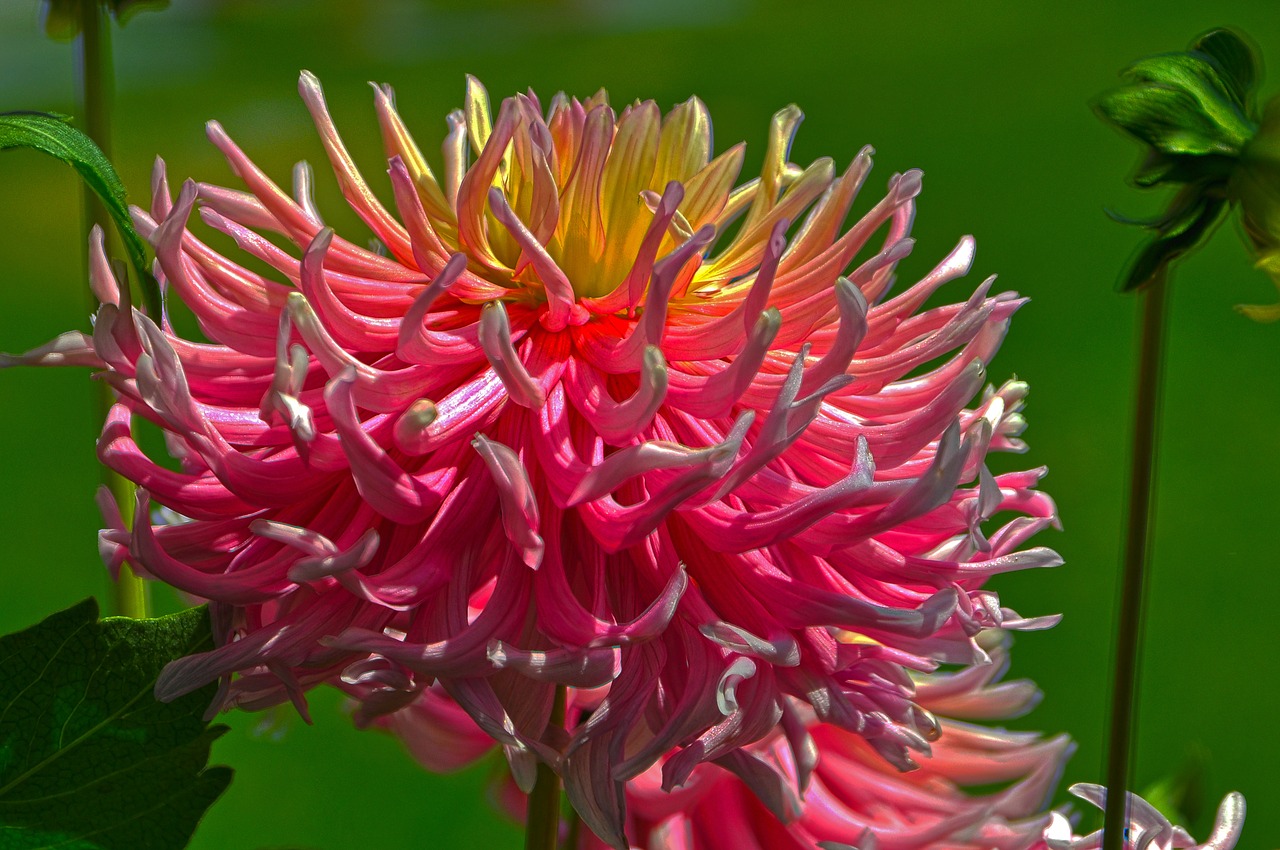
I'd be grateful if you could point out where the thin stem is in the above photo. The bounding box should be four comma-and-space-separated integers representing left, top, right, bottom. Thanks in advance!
78, 1, 111, 167
525, 686, 566, 850
77, 0, 148, 620
1102, 274, 1170, 850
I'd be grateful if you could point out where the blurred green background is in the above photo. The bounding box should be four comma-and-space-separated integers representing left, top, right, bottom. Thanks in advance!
2, 0, 1278, 847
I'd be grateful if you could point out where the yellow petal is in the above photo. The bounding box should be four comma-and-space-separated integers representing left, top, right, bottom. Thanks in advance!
653, 96, 711, 189
701, 157, 834, 284
779, 148, 874, 273
739, 104, 803, 235
553, 104, 614, 295
598, 100, 661, 290
1254, 249, 1280, 276
371, 83, 456, 236
1236, 301, 1280, 321
464, 74, 494, 158
680, 142, 745, 233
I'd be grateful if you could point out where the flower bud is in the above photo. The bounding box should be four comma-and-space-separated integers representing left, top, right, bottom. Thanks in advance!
1095, 28, 1261, 292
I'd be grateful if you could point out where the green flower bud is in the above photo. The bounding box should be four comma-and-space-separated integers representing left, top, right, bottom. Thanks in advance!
1095, 28, 1261, 293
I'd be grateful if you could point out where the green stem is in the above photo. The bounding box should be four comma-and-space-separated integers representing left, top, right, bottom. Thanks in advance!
1102, 274, 1170, 850
77, 0, 148, 620
525, 686, 566, 850
562, 804, 581, 850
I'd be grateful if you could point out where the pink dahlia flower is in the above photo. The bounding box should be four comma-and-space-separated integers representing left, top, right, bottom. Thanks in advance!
351, 638, 1074, 849
8, 74, 1060, 840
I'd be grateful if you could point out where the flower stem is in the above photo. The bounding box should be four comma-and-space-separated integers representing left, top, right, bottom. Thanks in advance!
1103, 273, 1170, 850
77, 0, 148, 620
525, 686, 566, 850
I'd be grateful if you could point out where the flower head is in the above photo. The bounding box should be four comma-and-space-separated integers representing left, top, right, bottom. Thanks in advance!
9, 74, 1059, 842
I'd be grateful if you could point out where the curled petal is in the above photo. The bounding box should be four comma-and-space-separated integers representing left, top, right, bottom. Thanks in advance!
487, 641, 620, 688
478, 300, 546, 408
473, 434, 544, 568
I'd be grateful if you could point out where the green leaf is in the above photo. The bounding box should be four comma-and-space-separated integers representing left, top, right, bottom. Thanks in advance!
0, 111, 161, 316
1094, 27, 1261, 180
1130, 150, 1236, 188
0, 599, 232, 850
1118, 192, 1228, 292
1096, 84, 1239, 156
1125, 53, 1256, 151
1192, 28, 1260, 109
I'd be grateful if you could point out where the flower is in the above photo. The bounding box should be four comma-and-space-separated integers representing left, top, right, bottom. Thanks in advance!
8, 74, 1060, 843
350, 638, 1075, 849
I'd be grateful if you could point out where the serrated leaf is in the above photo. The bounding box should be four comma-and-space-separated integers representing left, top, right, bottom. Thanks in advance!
0, 111, 161, 315
0, 599, 232, 850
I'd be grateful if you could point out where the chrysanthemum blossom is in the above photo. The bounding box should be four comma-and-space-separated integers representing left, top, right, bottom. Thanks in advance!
351, 639, 1074, 849
8, 73, 1061, 842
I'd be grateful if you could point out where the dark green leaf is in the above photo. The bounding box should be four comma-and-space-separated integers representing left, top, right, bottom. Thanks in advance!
1192, 28, 1261, 109
0, 111, 161, 315
1130, 150, 1236, 188
1118, 194, 1228, 291
0, 599, 232, 850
